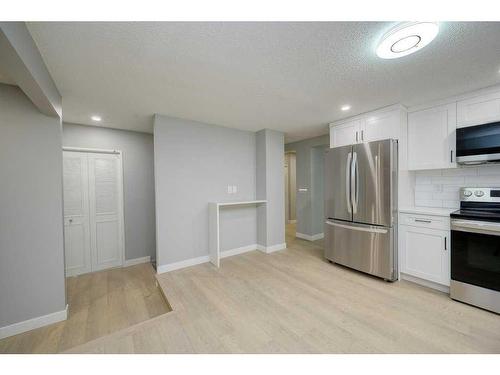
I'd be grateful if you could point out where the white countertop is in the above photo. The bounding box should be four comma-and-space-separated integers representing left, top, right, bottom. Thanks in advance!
399, 206, 457, 217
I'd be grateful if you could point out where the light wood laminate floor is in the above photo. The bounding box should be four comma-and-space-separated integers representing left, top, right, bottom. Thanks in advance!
61, 224, 500, 353
0, 263, 170, 353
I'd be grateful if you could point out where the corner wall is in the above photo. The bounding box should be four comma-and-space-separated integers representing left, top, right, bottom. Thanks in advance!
256, 129, 286, 249
154, 115, 258, 268
0, 84, 66, 334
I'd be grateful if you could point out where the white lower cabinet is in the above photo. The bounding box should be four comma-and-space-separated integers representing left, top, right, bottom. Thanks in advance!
399, 213, 450, 288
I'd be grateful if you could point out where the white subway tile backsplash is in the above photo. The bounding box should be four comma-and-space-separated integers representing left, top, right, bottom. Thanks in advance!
477, 165, 500, 175
415, 184, 442, 192
430, 176, 465, 185
442, 200, 460, 209
441, 167, 478, 177
414, 166, 500, 208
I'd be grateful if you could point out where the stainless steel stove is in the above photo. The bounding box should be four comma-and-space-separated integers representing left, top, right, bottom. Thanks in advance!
450, 187, 500, 314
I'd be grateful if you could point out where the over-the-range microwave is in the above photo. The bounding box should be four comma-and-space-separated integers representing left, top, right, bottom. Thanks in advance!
456, 121, 500, 165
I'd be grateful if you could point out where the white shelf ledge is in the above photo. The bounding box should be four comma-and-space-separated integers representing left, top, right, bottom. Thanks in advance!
209, 200, 267, 268
212, 200, 267, 207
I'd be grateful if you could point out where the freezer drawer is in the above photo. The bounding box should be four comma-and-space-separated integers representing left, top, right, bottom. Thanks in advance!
325, 219, 397, 280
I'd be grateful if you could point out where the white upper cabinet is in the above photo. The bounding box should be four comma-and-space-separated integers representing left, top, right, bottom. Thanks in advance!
363, 109, 401, 142
457, 90, 500, 128
329, 107, 405, 148
329, 119, 363, 148
407, 103, 457, 170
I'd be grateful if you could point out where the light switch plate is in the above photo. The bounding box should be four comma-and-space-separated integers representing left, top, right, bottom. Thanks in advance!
227, 185, 232, 194
233, 185, 237, 193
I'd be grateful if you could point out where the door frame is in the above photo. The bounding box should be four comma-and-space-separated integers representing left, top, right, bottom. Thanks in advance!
62, 147, 126, 272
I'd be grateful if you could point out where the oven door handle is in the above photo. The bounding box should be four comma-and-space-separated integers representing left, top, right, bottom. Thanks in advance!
451, 219, 500, 236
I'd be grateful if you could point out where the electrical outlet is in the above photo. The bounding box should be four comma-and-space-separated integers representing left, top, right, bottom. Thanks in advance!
233, 185, 237, 194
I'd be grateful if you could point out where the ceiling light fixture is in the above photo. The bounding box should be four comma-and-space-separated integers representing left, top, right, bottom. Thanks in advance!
91, 115, 102, 122
376, 22, 439, 59
341, 105, 351, 111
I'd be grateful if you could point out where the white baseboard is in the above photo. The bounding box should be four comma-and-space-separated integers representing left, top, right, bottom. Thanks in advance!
124, 256, 151, 267
156, 242, 286, 274
0, 304, 68, 340
288, 220, 297, 224
400, 273, 450, 294
157, 255, 210, 274
257, 243, 287, 253
296, 232, 324, 241
220, 244, 257, 259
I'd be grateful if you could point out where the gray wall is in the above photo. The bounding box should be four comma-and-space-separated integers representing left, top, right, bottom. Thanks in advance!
285, 153, 296, 221
62, 123, 156, 261
256, 129, 285, 247
0, 84, 66, 328
285, 135, 329, 236
154, 115, 257, 266
311, 145, 328, 235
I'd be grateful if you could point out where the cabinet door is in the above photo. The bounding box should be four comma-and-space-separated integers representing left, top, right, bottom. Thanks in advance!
330, 119, 362, 148
400, 225, 450, 286
457, 90, 500, 128
363, 109, 401, 142
407, 103, 456, 170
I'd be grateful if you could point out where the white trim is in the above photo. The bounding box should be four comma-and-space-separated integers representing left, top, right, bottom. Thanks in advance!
63, 146, 120, 154
400, 273, 450, 294
124, 256, 151, 267
157, 255, 210, 274
157, 242, 278, 273
0, 305, 68, 340
296, 232, 324, 241
288, 220, 297, 224
257, 243, 287, 253
220, 244, 257, 258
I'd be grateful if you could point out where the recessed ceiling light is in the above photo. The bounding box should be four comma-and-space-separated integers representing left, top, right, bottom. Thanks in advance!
91, 115, 102, 122
341, 105, 351, 111
376, 22, 439, 59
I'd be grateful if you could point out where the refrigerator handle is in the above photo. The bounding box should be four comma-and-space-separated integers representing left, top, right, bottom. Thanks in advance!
346, 152, 352, 214
351, 151, 358, 214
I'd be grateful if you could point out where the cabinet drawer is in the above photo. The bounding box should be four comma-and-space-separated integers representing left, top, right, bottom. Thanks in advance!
399, 213, 450, 230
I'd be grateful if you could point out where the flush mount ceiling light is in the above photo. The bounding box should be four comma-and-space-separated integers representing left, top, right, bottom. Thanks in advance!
341, 105, 351, 111
91, 115, 102, 122
376, 22, 439, 59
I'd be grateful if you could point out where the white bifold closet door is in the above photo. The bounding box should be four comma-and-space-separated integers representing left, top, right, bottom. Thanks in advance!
63, 151, 124, 276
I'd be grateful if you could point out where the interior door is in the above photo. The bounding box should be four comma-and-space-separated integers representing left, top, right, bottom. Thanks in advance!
352, 139, 395, 227
63, 151, 92, 276
325, 145, 353, 221
88, 153, 124, 272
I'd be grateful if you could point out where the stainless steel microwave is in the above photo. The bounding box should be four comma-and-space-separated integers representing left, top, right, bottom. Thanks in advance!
456, 121, 500, 165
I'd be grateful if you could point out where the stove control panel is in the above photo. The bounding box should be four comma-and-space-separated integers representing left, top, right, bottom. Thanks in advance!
461, 187, 500, 202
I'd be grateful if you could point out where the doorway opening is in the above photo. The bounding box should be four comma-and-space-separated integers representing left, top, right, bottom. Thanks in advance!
284, 151, 297, 241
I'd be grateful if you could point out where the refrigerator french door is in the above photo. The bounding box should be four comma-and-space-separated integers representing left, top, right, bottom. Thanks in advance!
324, 139, 398, 281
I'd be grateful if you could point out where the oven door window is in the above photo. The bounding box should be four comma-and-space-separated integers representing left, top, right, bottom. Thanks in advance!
452, 230, 500, 291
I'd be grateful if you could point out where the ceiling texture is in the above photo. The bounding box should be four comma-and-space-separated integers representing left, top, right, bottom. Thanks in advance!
27, 22, 500, 143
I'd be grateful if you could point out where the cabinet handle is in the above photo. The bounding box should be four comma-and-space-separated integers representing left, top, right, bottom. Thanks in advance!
414, 219, 432, 223
361, 130, 364, 141
450, 150, 453, 163
444, 236, 447, 250
356, 131, 358, 143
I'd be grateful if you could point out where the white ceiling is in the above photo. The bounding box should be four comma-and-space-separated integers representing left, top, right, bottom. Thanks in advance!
26, 22, 500, 143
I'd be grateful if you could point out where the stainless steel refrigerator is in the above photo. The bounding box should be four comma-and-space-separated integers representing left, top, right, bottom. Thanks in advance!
324, 139, 398, 281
